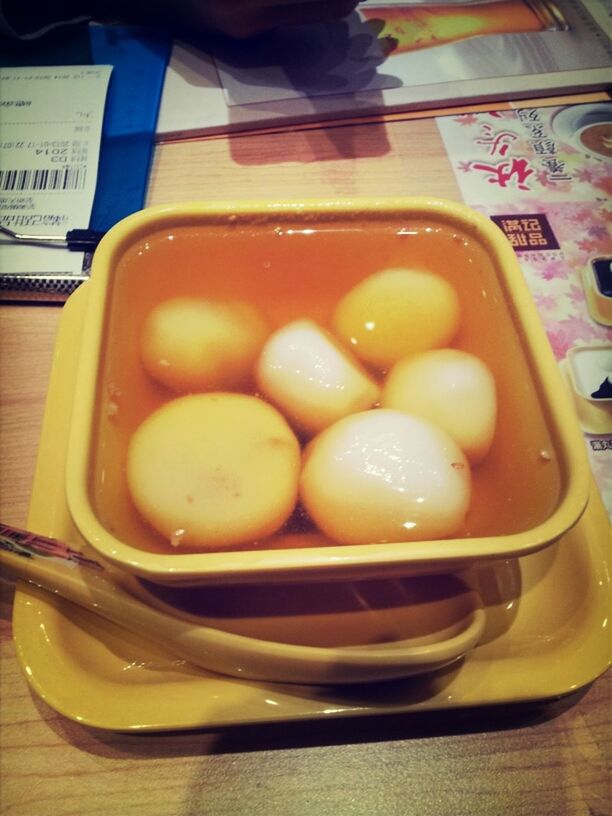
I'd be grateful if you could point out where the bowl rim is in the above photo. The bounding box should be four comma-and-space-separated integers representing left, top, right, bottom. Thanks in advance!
65, 196, 591, 583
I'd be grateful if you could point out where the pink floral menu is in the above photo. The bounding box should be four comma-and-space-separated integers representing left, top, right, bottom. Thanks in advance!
437, 101, 612, 517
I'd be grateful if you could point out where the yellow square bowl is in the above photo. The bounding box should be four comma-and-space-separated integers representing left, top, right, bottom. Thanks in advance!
65, 198, 590, 586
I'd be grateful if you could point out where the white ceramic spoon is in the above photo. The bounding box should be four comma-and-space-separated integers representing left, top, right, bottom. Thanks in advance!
0, 524, 485, 685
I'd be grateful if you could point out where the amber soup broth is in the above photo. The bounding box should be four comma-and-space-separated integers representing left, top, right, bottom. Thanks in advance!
91, 216, 561, 554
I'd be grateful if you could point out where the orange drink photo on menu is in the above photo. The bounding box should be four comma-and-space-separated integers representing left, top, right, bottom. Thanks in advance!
360, 0, 569, 54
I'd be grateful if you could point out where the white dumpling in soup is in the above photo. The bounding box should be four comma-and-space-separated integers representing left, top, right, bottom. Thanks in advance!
300, 409, 471, 545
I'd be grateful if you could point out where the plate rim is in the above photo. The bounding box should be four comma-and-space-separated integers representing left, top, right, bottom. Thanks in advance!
11, 247, 612, 732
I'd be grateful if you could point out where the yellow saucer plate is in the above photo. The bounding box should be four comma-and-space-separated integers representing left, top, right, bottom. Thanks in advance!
11, 285, 611, 731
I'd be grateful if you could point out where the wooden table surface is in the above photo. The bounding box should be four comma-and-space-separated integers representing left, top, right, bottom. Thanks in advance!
0, 116, 610, 816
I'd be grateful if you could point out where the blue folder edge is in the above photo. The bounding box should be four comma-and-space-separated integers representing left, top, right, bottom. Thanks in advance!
88, 25, 172, 233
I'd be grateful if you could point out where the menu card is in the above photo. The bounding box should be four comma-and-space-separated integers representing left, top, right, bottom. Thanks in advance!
437, 101, 612, 517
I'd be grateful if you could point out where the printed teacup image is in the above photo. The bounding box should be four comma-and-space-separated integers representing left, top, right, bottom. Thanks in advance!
576, 122, 612, 162
551, 102, 612, 162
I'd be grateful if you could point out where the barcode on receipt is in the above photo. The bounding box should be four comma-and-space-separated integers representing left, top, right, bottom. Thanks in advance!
0, 166, 87, 192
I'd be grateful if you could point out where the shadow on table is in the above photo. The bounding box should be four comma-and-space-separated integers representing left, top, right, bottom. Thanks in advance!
168, 15, 401, 165
226, 119, 393, 167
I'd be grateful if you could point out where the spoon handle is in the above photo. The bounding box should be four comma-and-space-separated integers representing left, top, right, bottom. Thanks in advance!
0, 523, 485, 685
0, 523, 268, 678
0, 523, 105, 571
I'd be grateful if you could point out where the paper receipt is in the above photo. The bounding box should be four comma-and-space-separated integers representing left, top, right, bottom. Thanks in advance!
0, 65, 112, 280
